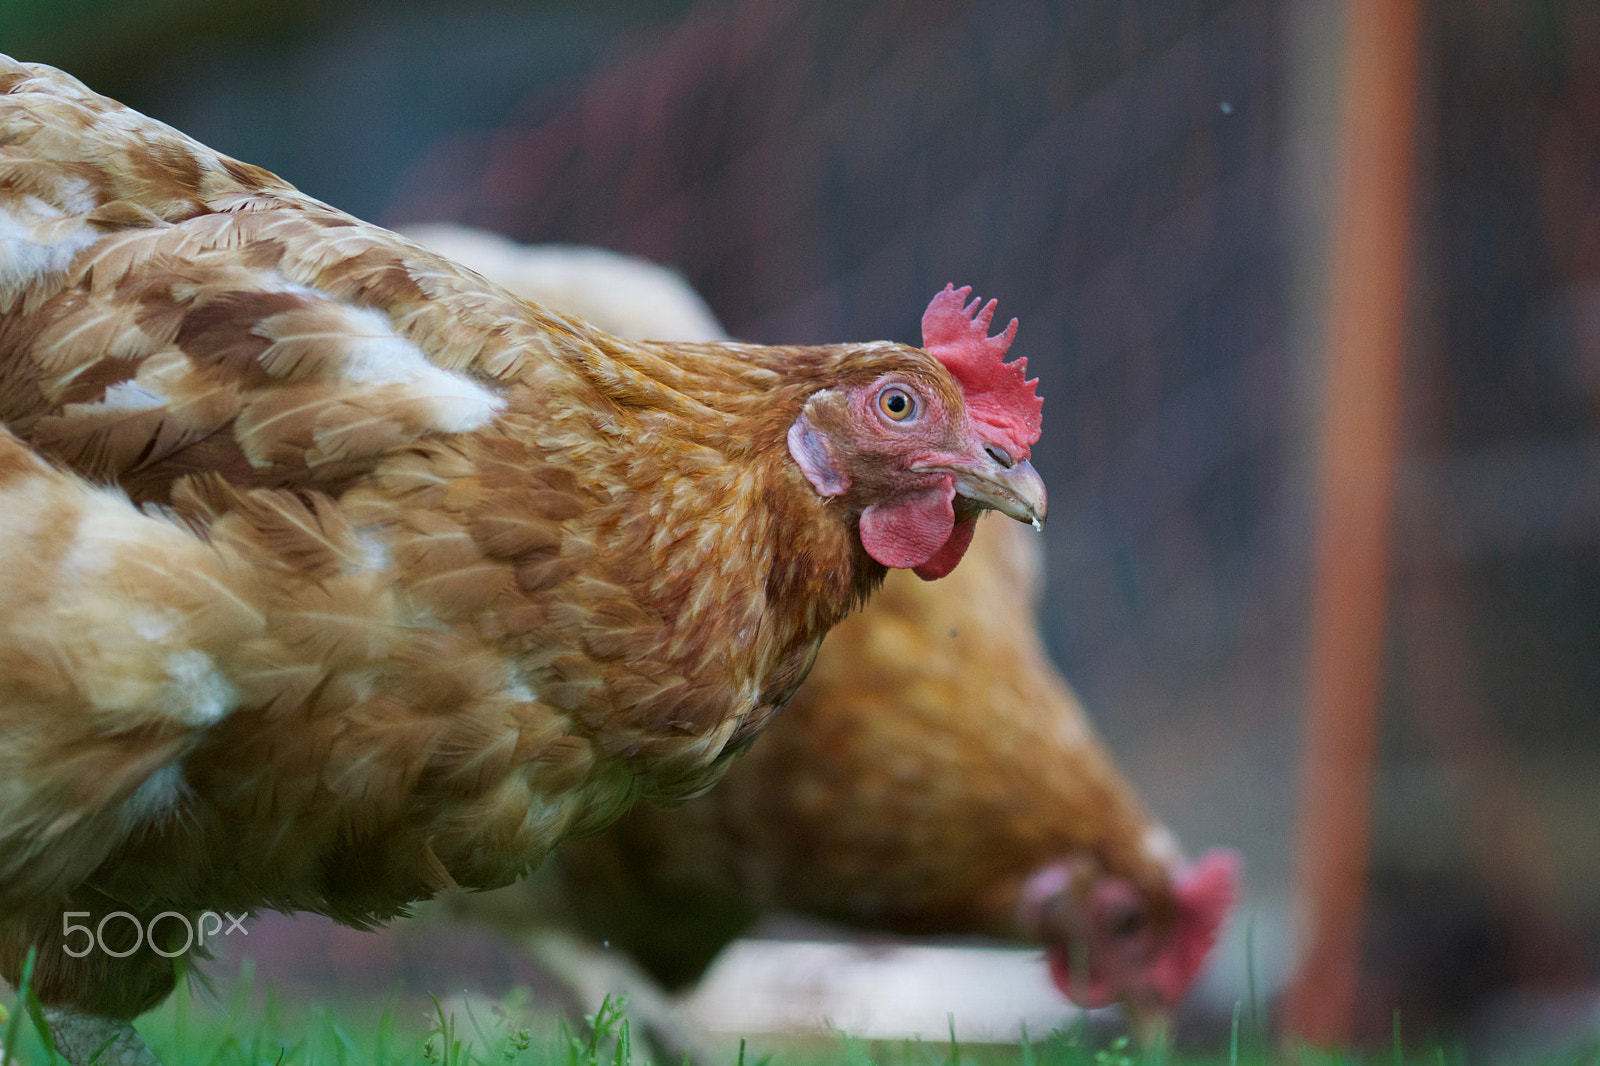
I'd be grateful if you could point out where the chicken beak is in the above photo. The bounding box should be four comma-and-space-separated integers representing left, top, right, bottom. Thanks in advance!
949, 456, 1048, 530
1125, 999, 1174, 1051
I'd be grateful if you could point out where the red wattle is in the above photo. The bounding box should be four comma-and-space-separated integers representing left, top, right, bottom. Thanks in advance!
858, 482, 955, 572
912, 516, 977, 580
1045, 949, 1116, 1009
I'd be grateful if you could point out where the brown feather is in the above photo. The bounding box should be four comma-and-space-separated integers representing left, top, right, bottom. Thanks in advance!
0, 55, 1035, 1035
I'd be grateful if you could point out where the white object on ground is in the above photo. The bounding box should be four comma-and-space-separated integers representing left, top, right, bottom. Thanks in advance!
681, 940, 1085, 1042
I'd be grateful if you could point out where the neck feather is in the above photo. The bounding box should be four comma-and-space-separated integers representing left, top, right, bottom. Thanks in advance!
528, 327, 887, 693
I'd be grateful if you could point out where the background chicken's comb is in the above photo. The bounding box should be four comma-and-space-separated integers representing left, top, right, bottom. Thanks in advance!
921, 285, 1043, 459
1152, 848, 1244, 1003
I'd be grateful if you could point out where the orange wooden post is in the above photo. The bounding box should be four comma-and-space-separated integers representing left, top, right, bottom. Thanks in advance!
1283, 0, 1422, 1045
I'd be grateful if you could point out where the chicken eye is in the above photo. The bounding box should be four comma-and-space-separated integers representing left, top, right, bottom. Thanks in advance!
1110, 906, 1146, 938
878, 386, 917, 422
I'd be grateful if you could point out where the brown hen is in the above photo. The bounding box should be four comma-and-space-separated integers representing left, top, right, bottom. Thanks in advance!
409, 228, 1238, 1036
0, 59, 1045, 1064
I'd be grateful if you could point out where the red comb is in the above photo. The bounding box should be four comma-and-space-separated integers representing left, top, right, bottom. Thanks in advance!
921, 285, 1043, 460
1150, 848, 1242, 1005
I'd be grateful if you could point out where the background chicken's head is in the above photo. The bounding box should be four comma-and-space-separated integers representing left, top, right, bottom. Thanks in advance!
1019, 848, 1241, 1017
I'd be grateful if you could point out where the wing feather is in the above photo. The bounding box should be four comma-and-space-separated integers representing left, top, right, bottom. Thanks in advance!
1, 58, 537, 506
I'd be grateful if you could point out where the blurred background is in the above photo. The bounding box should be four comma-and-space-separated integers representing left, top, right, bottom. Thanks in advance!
9, 0, 1600, 1054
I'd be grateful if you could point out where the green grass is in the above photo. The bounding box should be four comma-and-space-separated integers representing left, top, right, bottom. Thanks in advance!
4, 959, 1599, 1066
0, 976, 1144, 1066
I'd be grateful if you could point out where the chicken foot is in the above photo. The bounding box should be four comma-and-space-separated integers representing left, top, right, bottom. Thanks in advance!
40, 1006, 160, 1066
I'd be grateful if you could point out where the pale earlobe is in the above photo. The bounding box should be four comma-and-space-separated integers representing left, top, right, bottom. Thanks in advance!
788, 406, 850, 497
